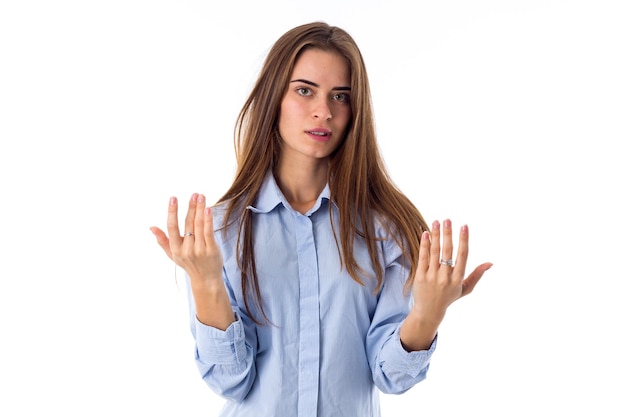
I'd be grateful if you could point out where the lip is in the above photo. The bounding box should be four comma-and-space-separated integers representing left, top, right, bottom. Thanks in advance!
305, 128, 332, 142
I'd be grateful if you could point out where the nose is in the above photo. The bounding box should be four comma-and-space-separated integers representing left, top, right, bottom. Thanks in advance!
313, 98, 332, 120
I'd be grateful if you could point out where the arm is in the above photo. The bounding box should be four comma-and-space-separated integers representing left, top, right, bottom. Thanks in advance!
369, 219, 492, 394
152, 194, 257, 400
367, 258, 437, 394
187, 275, 258, 402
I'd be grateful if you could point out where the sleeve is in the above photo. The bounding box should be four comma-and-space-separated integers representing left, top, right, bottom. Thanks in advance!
366, 238, 437, 394
186, 272, 258, 402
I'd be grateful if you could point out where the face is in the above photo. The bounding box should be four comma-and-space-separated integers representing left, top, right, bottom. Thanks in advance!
278, 48, 352, 164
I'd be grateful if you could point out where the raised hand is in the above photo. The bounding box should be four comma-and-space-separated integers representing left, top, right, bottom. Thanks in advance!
151, 193, 234, 329
150, 193, 223, 282
400, 219, 492, 351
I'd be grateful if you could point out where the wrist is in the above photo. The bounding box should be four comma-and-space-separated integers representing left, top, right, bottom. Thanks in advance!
399, 310, 444, 352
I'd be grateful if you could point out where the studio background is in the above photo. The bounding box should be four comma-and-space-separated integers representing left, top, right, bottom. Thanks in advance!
1, 1, 624, 415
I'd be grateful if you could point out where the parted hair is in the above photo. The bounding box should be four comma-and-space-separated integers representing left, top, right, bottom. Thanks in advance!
216, 21, 429, 324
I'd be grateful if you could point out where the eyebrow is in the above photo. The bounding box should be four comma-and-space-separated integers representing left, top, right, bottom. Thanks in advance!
290, 78, 351, 91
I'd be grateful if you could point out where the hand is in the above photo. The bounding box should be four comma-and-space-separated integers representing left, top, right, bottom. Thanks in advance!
150, 193, 224, 285
400, 219, 492, 351
411, 219, 492, 321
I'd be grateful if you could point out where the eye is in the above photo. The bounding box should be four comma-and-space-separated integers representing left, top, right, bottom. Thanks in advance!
333, 92, 350, 103
296, 87, 312, 96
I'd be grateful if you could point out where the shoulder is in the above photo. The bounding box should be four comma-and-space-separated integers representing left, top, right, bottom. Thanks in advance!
211, 200, 244, 242
371, 211, 405, 264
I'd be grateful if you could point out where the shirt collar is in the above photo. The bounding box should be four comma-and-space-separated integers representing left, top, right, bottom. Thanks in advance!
246, 171, 331, 215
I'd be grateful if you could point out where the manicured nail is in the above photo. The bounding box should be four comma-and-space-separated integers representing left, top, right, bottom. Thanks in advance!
432, 221, 440, 230
198, 194, 205, 203
443, 219, 451, 229
169, 197, 177, 206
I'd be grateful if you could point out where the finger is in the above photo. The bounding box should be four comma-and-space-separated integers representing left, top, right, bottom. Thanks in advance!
454, 224, 470, 278
429, 220, 441, 269
461, 262, 493, 297
150, 226, 173, 259
417, 230, 430, 274
166, 197, 182, 247
194, 194, 207, 244
440, 219, 454, 267
183, 193, 199, 237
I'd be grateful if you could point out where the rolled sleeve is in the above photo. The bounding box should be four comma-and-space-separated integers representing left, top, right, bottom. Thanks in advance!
194, 313, 248, 366
369, 233, 438, 394
193, 312, 257, 401
378, 330, 437, 379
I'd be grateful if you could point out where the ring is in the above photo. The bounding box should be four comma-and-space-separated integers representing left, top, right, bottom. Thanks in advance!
183, 232, 194, 237
440, 259, 454, 266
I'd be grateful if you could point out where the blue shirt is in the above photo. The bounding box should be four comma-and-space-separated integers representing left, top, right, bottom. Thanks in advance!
187, 173, 436, 417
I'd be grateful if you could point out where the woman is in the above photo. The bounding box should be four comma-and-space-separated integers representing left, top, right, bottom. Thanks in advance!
151, 21, 492, 417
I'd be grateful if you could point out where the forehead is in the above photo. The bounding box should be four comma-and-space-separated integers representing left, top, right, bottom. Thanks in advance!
291, 48, 351, 86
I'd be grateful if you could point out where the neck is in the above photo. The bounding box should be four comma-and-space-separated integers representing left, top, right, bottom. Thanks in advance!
274, 157, 328, 213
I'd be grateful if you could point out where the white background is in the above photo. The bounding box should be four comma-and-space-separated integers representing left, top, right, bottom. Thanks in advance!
1, 0, 625, 415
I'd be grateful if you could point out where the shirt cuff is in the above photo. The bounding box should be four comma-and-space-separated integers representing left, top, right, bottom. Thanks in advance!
382, 330, 438, 378
194, 313, 247, 365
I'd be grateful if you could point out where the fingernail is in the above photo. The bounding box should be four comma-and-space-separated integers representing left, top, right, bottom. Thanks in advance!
443, 219, 451, 229
198, 194, 205, 203
169, 197, 176, 206
432, 221, 440, 230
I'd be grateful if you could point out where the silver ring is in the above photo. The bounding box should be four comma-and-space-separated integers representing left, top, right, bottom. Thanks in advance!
183, 232, 194, 237
440, 259, 454, 266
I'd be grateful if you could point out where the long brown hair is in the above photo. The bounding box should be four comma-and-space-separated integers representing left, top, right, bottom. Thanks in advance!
217, 22, 429, 324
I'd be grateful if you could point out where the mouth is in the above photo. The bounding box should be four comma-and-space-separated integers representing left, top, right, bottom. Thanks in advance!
306, 129, 332, 142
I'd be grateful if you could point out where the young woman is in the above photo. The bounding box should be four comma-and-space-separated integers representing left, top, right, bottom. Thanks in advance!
151, 21, 492, 417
